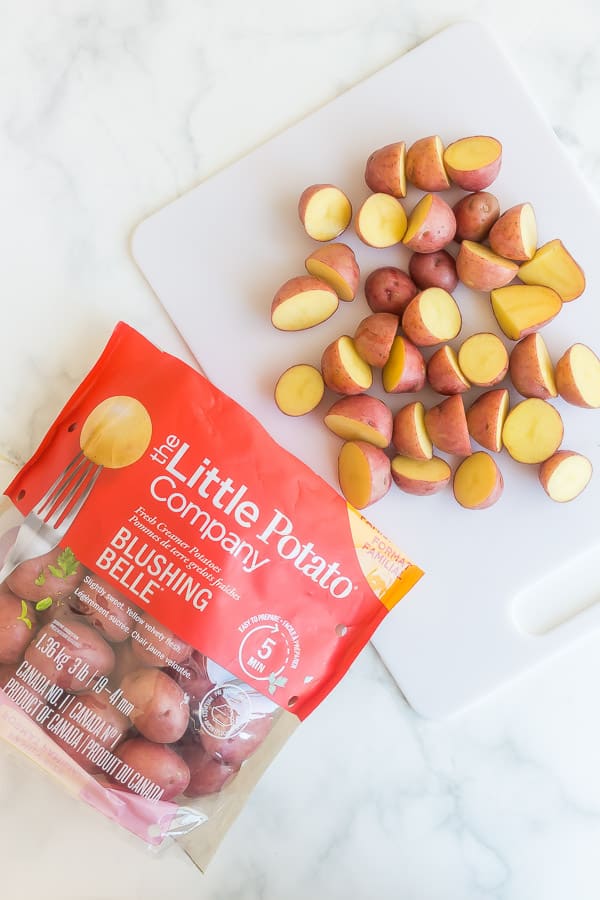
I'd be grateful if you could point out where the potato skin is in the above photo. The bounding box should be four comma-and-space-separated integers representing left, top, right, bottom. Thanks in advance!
353, 313, 399, 368
179, 741, 239, 798
405, 136, 450, 192
453, 192, 500, 242
114, 737, 190, 801
0, 587, 37, 664
364, 142, 406, 197
169, 650, 214, 703
25, 617, 115, 691
199, 702, 275, 768
324, 395, 393, 448
403, 195, 456, 253
364, 267, 417, 315
424, 396, 472, 457
120, 667, 190, 743
7, 546, 85, 604
509, 334, 557, 400
409, 250, 458, 292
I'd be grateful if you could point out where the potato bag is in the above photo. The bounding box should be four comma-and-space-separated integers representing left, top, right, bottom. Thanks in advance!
0, 322, 422, 871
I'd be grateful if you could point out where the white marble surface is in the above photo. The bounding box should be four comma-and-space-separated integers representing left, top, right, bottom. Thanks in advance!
1, 2, 600, 898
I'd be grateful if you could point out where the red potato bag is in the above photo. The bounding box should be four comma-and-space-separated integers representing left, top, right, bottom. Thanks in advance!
0, 322, 422, 870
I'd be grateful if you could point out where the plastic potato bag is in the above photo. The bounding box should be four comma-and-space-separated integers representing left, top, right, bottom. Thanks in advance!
0, 322, 422, 871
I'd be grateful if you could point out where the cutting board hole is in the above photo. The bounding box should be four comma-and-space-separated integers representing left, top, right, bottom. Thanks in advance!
512, 541, 600, 635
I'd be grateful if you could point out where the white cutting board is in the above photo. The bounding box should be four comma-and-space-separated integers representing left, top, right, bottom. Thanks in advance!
132, 22, 600, 719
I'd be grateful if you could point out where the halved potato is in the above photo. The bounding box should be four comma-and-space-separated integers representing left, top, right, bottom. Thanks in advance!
502, 398, 563, 463
275, 365, 324, 416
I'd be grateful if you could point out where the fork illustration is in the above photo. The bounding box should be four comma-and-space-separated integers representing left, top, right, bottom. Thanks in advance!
0, 451, 102, 584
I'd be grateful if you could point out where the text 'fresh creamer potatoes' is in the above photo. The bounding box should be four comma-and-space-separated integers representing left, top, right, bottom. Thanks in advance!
0, 322, 422, 871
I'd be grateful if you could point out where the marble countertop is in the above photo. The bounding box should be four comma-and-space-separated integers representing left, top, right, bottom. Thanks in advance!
2, 3, 600, 898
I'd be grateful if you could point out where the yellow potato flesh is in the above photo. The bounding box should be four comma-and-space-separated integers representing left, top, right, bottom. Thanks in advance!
338, 337, 373, 389
392, 456, 449, 482
491, 285, 562, 340
358, 194, 407, 247
403, 194, 433, 243
454, 452, 499, 508
325, 415, 386, 448
275, 365, 324, 416
520, 204, 538, 259
444, 136, 501, 170
535, 334, 558, 396
338, 443, 372, 508
420, 289, 461, 341
502, 398, 563, 463
382, 337, 406, 392
464, 241, 514, 266
518, 239, 585, 302
272, 289, 338, 330
545, 455, 592, 502
458, 333, 507, 385
81, 396, 152, 468
570, 344, 600, 407
304, 188, 351, 241
305, 258, 353, 301
413, 404, 433, 458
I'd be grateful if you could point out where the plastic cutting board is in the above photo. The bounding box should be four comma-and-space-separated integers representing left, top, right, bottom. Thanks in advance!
132, 22, 600, 718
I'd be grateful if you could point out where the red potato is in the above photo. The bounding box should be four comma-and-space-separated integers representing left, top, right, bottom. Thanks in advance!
353, 313, 399, 368
364, 267, 417, 315
271, 276, 339, 331
555, 344, 600, 408
401, 287, 462, 347
488, 203, 537, 261
539, 451, 593, 502
518, 239, 585, 302
502, 398, 564, 464
131, 611, 191, 667
391, 455, 451, 496
509, 333, 557, 400
455, 241, 518, 291
324, 396, 393, 448
0, 587, 36, 664
199, 706, 275, 768
405, 135, 450, 192
7, 545, 84, 605
453, 191, 500, 242
298, 184, 352, 241
443, 135, 502, 190
426, 346, 470, 395
337, 441, 392, 509
114, 738, 190, 802
179, 742, 239, 798
170, 651, 214, 703
120, 667, 190, 744
491, 284, 562, 341
465, 389, 510, 453
408, 250, 458, 292
458, 333, 509, 387
453, 452, 504, 509
69, 574, 131, 643
321, 336, 373, 395
354, 193, 407, 248
274, 365, 325, 417
109, 639, 150, 689
25, 617, 115, 692
424, 395, 472, 457
403, 194, 456, 253
44, 689, 131, 774
304, 243, 359, 301
392, 401, 433, 460
382, 336, 426, 393
364, 141, 407, 198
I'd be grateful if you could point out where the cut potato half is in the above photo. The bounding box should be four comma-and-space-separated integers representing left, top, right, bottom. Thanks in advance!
458, 333, 509, 386
298, 184, 352, 241
338, 441, 391, 509
539, 451, 592, 502
518, 239, 585, 302
391, 455, 451, 496
275, 365, 324, 416
502, 398, 563, 463
271, 276, 339, 331
490, 284, 562, 341
355, 193, 407, 248
555, 343, 600, 408
453, 451, 504, 509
